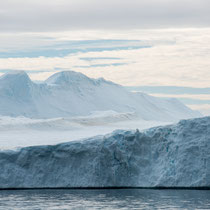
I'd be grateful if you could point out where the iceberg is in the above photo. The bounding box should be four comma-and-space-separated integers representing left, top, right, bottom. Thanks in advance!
0, 116, 209, 189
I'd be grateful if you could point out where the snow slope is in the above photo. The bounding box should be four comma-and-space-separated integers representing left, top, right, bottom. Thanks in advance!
0, 71, 201, 121
0, 116, 209, 188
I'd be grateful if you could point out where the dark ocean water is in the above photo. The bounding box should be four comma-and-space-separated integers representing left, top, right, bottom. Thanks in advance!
0, 189, 210, 209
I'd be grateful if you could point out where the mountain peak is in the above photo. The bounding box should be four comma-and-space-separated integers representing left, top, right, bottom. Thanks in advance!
0, 71, 33, 101
45, 71, 93, 86
0, 71, 31, 84
45, 71, 118, 88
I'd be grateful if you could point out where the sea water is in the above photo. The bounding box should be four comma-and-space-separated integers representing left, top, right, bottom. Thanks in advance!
0, 189, 210, 209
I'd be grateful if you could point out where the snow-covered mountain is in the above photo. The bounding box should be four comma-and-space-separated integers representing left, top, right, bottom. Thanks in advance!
0, 71, 201, 121
0, 116, 209, 188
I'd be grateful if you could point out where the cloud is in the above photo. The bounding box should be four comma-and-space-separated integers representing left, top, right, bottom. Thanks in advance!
188, 104, 210, 116
0, 0, 210, 31
149, 94, 210, 101
0, 28, 210, 88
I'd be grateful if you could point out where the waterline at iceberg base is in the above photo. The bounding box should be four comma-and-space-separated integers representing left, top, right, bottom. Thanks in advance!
0, 117, 210, 189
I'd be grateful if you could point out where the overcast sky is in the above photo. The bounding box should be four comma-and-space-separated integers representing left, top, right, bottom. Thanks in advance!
0, 0, 210, 31
1, 1, 210, 114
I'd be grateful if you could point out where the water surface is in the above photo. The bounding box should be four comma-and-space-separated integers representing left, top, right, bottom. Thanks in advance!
0, 189, 210, 209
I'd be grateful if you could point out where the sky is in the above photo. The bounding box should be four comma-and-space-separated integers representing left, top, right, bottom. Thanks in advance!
0, 0, 210, 115
1, 0, 210, 31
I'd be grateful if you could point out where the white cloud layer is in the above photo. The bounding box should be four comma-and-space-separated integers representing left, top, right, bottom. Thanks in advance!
0, 0, 210, 31
0, 28, 210, 88
149, 94, 210, 101
188, 104, 210, 116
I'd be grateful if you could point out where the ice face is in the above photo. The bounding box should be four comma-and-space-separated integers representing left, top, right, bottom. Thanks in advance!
0, 116, 209, 188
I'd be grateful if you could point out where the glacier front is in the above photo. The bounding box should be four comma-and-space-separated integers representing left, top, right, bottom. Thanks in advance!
0, 116, 209, 189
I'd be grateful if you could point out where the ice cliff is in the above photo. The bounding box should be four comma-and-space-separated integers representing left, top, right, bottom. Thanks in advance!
0, 116, 209, 189
0, 71, 201, 121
